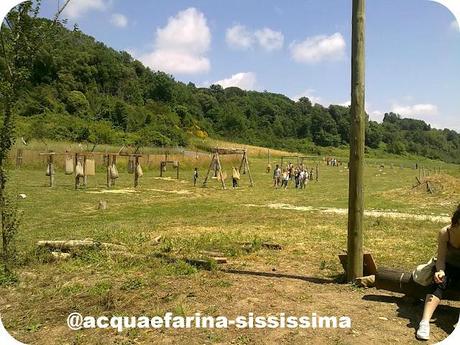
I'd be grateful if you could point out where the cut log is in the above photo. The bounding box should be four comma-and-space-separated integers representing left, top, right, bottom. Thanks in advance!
211, 257, 227, 264
199, 250, 228, 264
37, 240, 127, 253
200, 250, 225, 257
375, 268, 460, 301
51, 252, 71, 260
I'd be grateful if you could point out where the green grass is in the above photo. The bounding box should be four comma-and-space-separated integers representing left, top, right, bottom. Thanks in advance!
1, 144, 459, 344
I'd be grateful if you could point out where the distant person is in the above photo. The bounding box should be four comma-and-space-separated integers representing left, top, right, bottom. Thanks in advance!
281, 169, 289, 189
303, 170, 309, 188
193, 167, 199, 186
273, 164, 281, 188
294, 168, 300, 189
288, 163, 294, 180
416, 205, 460, 340
299, 170, 306, 189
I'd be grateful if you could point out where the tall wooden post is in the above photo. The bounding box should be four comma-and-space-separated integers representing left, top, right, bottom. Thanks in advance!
106, 154, 111, 188
83, 155, 88, 187
347, 0, 366, 282
74, 153, 79, 190
202, 153, 216, 187
16, 149, 23, 168
215, 152, 226, 190
49, 154, 55, 187
112, 156, 117, 186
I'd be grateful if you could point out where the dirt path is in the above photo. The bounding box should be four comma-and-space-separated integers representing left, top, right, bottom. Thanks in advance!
245, 203, 451, 223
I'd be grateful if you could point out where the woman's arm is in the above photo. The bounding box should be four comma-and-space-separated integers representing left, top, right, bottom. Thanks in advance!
436, 227, 449, 272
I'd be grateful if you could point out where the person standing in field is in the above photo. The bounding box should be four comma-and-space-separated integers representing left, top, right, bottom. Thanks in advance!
281, 169, 289, 189
193, 167, 199, 186
416, 205, 460, 340
273, 164, 281, 188
303, 169, 309, 188
299, 169, 305, 189
294, 167, 300, 189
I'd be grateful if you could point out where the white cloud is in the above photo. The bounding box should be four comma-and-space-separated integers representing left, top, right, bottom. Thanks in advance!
254, 28, 284, 51
139, 8, 211, 75
111, 13, 128, 28
290, 33, 346, 64
226, 25, 284, 51
226, 25, 254, 50
338, 100, 351, 107
391, 104, 439, 117
213, 72, 257, 90
370, 110, 384, 122
63, 0, 108, 19
451, 20, 460, 32
291, 89, 322, 105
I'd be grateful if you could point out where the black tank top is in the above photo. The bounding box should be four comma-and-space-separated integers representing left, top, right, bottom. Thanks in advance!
446, 227, 460, 268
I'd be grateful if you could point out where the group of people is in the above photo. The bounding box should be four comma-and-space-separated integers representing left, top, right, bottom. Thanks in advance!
272, 163, 314, 189
326, 157, 342, 167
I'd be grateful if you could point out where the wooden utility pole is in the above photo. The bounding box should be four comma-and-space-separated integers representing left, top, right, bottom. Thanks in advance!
347, 0, 366, 282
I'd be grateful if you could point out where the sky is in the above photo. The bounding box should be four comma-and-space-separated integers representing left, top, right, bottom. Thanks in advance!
36, 0, 460, 131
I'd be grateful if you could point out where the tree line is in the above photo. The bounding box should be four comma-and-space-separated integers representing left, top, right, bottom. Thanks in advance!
1, 16, 459, 163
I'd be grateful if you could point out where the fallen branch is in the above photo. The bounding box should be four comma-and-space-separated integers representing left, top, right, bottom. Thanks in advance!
240, 242, 283, 250
37, 240, 127, 253
152, 252, 227, 270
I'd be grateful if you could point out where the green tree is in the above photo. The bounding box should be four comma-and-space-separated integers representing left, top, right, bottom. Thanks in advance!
0, 0, 72, 279
66, 90, 90, 117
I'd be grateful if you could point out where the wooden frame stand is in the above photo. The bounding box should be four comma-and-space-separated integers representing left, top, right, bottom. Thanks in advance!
202, 148, 254, 190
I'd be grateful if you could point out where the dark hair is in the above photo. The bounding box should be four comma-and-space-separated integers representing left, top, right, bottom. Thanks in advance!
452, 204, 460, 227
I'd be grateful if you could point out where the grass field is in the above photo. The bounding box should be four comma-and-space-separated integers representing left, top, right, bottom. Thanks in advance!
1, 143, 459, 345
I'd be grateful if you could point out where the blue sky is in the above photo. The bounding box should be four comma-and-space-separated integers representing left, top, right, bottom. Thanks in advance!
37, 0, 460, 131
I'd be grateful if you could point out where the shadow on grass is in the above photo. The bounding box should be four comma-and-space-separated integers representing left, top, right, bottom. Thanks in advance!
362, 294, 459, 337
220, 268, 342, 285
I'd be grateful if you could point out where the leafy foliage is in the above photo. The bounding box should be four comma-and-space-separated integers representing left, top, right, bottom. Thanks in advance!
1, 13, 459, 163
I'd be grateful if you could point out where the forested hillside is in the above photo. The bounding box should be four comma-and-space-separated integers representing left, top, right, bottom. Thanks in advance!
1, 18, 459, 163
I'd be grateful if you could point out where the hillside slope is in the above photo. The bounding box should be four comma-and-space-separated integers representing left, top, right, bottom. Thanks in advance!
1, 16, 459, 163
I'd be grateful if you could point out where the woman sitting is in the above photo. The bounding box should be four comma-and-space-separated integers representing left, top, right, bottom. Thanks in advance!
417, 205, 460, 340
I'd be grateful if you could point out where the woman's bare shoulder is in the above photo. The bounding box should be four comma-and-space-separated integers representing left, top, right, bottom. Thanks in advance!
439, 226, 450, 239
